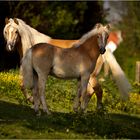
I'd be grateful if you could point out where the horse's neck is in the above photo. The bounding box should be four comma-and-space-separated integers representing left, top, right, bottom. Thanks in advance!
79, 36, 100, 60
18, 24, 33, 55
26, 25, 51, 44
19, 22, 51, 56
16, 36, 23, 60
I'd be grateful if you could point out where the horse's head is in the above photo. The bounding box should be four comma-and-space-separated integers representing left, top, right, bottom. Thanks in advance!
3, 18, 20, 52
95, 23, 110, 54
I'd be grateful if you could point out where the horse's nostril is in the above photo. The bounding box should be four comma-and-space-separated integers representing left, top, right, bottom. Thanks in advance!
99, 48, 106, 54
8, 45, 12, 51
6, 43, 14, 51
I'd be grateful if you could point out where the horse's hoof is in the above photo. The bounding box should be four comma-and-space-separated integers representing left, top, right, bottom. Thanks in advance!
79, 108, 85, 114
73, 107, 79, 113
80, 102, 86, 113
43, 110, 52, 115
27, 96, 34, 103
97, 103, 103, 110
47, 111, 52, 115
35, 111, 41, 117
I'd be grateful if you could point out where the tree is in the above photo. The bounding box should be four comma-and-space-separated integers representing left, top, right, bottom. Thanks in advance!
120, 1, 140, 51
0, 1, 104, 70
8, 1, 104, 39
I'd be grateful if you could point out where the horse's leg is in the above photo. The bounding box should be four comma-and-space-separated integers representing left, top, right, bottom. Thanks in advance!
38, 73, 51, 115
32, 74, 41, 116
80, 74, 90, 112
20, 82, 33, 103
83, 82, 94, 110
84, 77, 103, 110
90, 77, 103, 109
104, 60, 110, 77
20, 67, 33, 103
73, 80, 81, 112
93, 81, 103, 109
83, 55, 104, 109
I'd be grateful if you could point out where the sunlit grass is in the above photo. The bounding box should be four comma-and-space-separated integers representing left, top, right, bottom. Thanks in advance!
0, 69, 140, 139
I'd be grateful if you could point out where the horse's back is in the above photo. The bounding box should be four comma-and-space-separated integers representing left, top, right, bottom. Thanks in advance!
49, 39, 78, 48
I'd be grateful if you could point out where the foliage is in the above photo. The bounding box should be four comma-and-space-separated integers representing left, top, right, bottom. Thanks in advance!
1, 1, 105, 70
119, 2, 140, 50
109, 2, 140, 83
1, 2, 140, 138
113, 2, 140, 81
8, 1, 104, 39
0, 70, 140, 139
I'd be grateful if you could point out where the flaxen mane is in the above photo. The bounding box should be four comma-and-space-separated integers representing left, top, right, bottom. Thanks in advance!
4, 18, 51, 55
74, 24, 109, 47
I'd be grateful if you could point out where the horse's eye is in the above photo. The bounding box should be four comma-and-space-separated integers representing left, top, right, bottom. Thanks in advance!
15, 31, 18, 34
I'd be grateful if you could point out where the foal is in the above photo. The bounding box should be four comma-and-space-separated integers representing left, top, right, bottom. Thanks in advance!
22, 23, 110, 115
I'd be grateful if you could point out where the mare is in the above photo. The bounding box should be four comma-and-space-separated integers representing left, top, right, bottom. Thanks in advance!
21, 23, 110, 114
3, 18, 131, 111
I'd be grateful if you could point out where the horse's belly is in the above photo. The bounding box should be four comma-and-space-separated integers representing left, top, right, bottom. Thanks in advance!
52, 65, 79, 79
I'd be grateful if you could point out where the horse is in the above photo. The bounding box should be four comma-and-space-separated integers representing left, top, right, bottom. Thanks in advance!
3, 18, 131, 111
21, 23, 110, 115
3, 18, 105, 109
103, 30, 123, 77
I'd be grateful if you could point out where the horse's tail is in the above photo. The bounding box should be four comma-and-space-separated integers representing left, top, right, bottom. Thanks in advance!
21, 49, 34, 89
103, 49, 131, 100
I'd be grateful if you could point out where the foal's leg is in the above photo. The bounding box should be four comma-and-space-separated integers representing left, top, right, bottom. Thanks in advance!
73, 80, 81, 112
83, 82, 94, 110
38, 73, 51, 115
32, 75, 41, 115
84, 77, 103, 110
80, 74, 90, 112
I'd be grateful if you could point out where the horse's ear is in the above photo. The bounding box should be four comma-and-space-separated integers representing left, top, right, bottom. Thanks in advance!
95, 23, 102, 29
14, 18, 19, 25
5, 17, 9, 24
105, 24, 111, 30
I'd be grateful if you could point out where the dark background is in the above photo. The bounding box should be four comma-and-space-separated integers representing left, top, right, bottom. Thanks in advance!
0, 1, 140, 72
0, 1, 104, 71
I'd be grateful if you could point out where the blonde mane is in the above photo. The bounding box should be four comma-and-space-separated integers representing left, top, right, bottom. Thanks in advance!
4, 18, 51, 55
75, 24, 109, 47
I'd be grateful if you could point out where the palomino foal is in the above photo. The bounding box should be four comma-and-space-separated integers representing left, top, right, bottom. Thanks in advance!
22, 23, 110, 115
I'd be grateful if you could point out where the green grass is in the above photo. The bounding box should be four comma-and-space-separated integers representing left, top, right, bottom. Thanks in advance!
0, 69, 140, 139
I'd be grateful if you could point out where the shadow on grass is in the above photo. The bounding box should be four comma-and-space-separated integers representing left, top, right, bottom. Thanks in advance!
0, 100, 140, 139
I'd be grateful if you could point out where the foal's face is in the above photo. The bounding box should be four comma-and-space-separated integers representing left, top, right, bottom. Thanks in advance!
97, 31, 109, 54
4, 19, 19, 52
95, 24, 110, 54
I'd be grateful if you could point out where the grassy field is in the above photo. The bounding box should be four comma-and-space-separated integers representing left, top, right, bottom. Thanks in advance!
0, 69, 140, 139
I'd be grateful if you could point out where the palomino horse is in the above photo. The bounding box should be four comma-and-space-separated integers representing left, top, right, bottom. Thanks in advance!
21, 24, 110, 114
3, 18, 130, 110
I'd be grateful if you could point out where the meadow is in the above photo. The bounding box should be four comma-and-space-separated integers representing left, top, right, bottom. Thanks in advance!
0, 68, 140, 139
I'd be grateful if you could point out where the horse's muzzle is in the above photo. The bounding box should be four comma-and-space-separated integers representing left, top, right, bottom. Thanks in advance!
6, 43, 15, 52
99, 47, 106, 54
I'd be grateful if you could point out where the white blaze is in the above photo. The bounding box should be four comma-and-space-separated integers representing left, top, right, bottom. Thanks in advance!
8, 45, 12, 51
